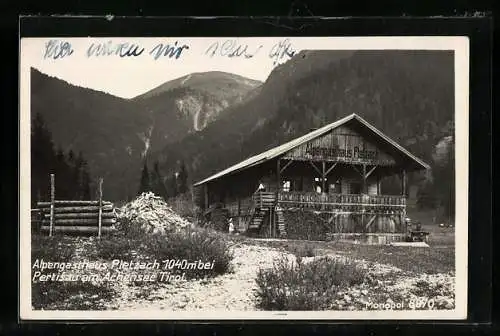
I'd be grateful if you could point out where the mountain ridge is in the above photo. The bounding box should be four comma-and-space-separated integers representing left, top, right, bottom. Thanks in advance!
30, 49, 454, 216
30, 67, 262, 200
149, 50, 454, 199
133, 71, 262, 100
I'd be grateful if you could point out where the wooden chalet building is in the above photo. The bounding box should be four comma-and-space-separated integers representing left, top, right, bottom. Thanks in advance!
194, 114, 430, 244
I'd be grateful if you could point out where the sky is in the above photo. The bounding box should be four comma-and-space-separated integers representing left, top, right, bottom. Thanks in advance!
21, 36, 466, 99
22, 37, 304, 98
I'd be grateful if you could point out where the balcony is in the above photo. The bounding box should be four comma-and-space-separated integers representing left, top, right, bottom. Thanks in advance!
252, 191, 277, 209
278, 191, 405, 205
278, 191, 406, 213
224, 193, 274, 217
225, 191, 406, 217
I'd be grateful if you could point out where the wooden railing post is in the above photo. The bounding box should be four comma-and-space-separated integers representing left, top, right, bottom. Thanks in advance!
276, 159, 281, 238
401, 169, 407, 236
362, 164, 367, 194
376, 172, 381, 195
98, 178, 103, 239
269, 207, 273, 238
49, 173, 55, 237
204, 184, 209, 211
402, 169, 407, 197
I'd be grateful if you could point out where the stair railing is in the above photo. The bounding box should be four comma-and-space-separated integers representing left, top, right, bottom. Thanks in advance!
274, 204, 286, 238
246, 186, 264, 231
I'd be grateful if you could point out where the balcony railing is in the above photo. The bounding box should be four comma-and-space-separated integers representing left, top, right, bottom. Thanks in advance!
278, 191, 406, 207
252, 191, 276, 209
224, 191, 406, 217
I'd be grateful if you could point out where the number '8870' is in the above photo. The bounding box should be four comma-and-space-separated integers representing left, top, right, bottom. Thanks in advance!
408, 297, 435, 309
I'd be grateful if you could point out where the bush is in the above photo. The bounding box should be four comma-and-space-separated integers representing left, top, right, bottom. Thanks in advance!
31, 235, 116, 310
284, 210, 328, 241
115, 217, 148, 240
411, 278, 452, 298
167, 192, 199, 223
292, 244, 316, 260
144, 227, 233, 279
32, 280, 115, 310
94, 235, 142, 260
31, 235, 74, 263
255, 256, 366, 310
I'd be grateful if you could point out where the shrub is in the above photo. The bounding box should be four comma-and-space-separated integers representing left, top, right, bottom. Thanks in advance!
144, 227, 233, 279
167, 192, 199, 223
411, 278, 452, 298
292, 244, 316, 260
32, 280, 115, 310
284, 210, 328, 241
116, 217, 146, 239
31, 235, 74, 263
30, 235, 114, 310
94, 235, 142, 260
255, 256, 366, 310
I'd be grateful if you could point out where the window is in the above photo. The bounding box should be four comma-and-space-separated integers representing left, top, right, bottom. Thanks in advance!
282, 180, 291, 192
329, 179, 342, 194
314, 176, 327, 193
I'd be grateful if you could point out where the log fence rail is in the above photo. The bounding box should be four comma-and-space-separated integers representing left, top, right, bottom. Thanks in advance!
34, 174, 116, 237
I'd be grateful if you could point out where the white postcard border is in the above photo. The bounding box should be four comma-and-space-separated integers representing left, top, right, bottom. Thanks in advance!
19, 36, 469, 320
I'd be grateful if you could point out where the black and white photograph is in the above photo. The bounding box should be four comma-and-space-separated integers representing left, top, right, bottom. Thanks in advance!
19, 36, 469, 320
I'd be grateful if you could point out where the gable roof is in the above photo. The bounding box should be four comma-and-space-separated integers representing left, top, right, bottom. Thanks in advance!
194, 113, 430, 186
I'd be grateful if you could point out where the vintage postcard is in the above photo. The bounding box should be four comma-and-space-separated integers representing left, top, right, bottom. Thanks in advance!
19, 36, 469, 320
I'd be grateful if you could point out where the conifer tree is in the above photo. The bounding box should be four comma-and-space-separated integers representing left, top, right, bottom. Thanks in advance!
31, 113, 93, 202
67, 149, 77, 198
74, 151, 84, 199
165, 173, 177, 199
177, 161, 189, 194
31, 112, 56, 204
138, 161, 151, 195
54, 147, 70, 199
81, 162, 91, 200
151, 161, 167, 199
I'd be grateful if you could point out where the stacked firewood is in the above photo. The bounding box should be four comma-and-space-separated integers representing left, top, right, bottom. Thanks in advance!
116, 192, 191, 235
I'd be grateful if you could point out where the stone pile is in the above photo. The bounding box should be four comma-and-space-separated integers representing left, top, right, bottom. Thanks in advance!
116, 192, 191, 234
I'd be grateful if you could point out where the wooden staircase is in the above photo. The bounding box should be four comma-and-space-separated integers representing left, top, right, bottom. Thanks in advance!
244, 191, 287, 238
246, 206, 287, 238
248, 208, 267, 230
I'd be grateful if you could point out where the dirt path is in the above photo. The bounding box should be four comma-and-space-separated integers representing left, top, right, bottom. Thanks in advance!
56, 237, 455, 311
107, 243, 292, 311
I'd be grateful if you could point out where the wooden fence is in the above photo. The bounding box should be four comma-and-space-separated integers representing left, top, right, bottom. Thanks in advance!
34, 174, 116, 237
